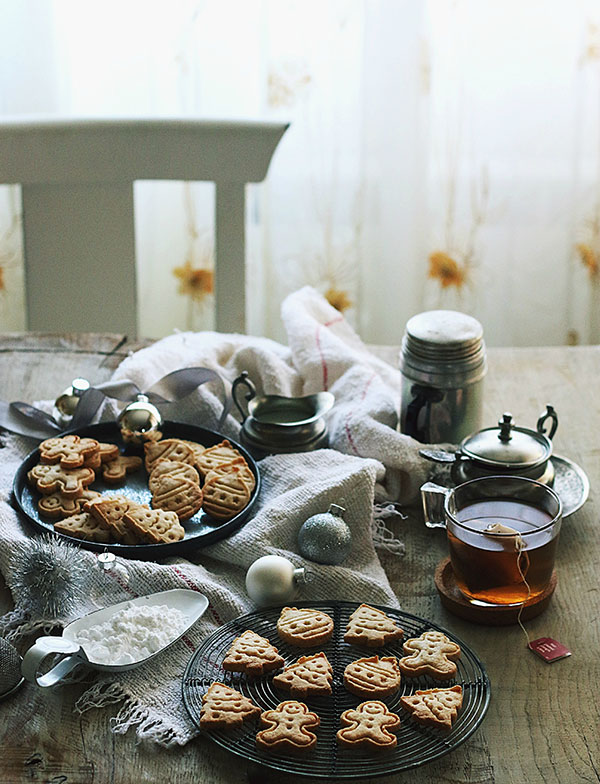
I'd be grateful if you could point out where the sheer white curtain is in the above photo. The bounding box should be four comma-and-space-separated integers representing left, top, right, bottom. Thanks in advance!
1, 0, 599, 346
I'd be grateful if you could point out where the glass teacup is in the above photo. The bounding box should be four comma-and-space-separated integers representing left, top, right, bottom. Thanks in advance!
423, 476, 562, 606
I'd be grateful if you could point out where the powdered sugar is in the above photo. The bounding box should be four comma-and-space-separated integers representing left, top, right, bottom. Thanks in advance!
73, 603, 189, 665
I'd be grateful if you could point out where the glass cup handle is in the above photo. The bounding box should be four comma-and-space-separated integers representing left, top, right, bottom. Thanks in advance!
420, 482, 449, 529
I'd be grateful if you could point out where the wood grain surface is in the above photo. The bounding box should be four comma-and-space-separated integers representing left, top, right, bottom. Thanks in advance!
0, 335, 598, 784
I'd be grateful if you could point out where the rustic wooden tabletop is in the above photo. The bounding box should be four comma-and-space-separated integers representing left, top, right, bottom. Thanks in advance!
0, 334, 598, 784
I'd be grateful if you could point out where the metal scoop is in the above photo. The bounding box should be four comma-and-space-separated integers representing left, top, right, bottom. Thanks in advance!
21, 589, 208, 688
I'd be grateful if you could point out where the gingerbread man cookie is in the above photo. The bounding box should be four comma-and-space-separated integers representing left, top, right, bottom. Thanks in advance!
39, 435, 100, 469
256, 701, 320, 753
398, 630, 461, 680
337, 701, 401, 750
28, 463, 96, 498
101, 454, 143, 485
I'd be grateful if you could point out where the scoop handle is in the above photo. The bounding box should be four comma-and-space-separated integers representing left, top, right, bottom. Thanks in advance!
21, 636, 87, 688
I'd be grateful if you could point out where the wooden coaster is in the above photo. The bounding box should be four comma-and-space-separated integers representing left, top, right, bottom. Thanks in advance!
434, 557, 557, 626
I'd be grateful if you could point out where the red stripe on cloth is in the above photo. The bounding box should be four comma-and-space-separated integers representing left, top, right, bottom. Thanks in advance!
180, 634, 196, 651
361, 371, 377, 400
170, 565, 224, 626
343, 372, 377, 457
315, 325, 329, 390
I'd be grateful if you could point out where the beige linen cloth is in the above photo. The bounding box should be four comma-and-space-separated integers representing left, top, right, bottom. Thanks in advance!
0, 286, 430, 747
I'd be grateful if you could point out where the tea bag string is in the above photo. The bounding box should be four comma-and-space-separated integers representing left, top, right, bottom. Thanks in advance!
515, 542, 532, 644
484, 523, 532, 645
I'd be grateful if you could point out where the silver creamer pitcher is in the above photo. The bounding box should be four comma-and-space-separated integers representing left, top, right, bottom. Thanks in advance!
232, 372, 334, 457
399, 310, 487, 444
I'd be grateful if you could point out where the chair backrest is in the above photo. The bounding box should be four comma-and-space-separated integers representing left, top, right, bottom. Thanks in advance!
0, 118, 289, 336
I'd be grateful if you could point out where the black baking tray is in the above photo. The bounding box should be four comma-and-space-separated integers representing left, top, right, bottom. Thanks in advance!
182, 601, 490, 779
12, 420, 260, 559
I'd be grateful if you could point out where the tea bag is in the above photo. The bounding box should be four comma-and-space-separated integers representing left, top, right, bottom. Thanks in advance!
483, 522, 525, 551
484, 522, 532, 642
484, 521, 530, 579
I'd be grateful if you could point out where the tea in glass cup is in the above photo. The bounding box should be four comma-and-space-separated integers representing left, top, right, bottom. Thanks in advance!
445, 476, 562, 606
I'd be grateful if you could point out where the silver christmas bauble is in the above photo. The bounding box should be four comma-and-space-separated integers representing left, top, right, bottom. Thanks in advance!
297, 504, 352, 565
117, 394, 162, 445
245, 555, 306, 606
53, 377, 90, 428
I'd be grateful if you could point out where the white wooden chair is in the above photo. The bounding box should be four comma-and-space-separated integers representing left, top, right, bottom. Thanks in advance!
0, 118, 288, 336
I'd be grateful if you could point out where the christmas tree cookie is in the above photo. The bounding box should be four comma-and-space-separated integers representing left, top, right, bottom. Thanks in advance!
272, 652, 333, 698
199, 682, 261, 729
222, 630, 284, 677
343, 604, 404, 647
400, 685, 463, 730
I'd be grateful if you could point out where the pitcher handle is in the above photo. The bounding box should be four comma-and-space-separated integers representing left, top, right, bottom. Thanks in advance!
420, 482, 450, 529
231, 372, 257, 423
536, 405, 558, 440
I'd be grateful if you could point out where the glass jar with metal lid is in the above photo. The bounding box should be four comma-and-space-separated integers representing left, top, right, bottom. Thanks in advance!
399, 310, 487, 443
420, 406, 559, 485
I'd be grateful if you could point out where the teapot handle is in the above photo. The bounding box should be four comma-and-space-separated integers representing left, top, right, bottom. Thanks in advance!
231, 371, 257, 423
537, 405, 558, 440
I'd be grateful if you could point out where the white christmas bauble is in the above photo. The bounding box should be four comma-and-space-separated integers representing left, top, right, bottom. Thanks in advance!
245, 555, 306, 607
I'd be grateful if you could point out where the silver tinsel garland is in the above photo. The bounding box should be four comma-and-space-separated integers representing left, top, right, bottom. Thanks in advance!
9, 535, 90, 621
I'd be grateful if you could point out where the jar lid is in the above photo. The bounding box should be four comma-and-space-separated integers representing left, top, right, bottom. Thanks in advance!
460, 413, 552, 468
400, 310, 487, 388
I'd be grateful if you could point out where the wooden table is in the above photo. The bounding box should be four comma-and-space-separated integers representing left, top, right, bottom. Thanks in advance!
0, 333, 598, 784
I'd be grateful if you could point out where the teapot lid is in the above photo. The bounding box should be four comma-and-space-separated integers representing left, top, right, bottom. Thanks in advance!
460, 412, 552, 468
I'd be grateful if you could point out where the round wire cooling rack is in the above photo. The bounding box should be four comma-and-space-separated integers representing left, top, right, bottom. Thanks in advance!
182, 601, 491, 780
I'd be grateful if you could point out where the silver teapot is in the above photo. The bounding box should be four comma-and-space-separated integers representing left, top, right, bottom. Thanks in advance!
420, 405, 558, 486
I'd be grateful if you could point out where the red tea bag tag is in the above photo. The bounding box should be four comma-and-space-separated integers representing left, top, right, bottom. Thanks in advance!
528, 637, 571, 663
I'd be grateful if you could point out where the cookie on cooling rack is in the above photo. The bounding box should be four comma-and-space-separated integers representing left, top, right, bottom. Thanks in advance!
222, 630, 284, 677
199, 682, 261, 729
400, 685, 463, 731
276, 607, 334, 648
256, 701, 320, 753
398, 630, 461, 681
337, 700, 401, 751
343, 655, 401, 699
272, 652, 333, 698
344, 604, 404, 648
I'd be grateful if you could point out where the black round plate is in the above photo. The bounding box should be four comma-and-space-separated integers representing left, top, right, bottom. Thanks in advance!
12, 420, 260, 559
182, 601, 490, 779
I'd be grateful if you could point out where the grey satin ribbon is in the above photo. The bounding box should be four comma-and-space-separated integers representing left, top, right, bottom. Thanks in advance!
0, 367, 232, 440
